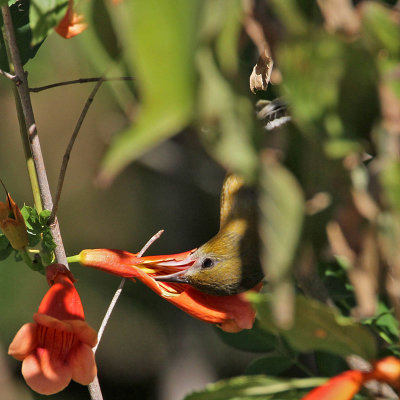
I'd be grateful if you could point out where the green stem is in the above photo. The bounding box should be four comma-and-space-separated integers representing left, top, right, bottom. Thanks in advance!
66, 254, 81, 264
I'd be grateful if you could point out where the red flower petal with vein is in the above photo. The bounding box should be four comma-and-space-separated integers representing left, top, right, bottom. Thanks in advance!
8, 264, 97, 395
77, 248, 259, 332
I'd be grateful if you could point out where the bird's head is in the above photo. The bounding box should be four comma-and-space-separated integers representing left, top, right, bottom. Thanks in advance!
155, 174, 264, 296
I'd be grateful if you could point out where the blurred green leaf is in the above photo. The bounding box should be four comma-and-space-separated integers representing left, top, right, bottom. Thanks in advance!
29, 0, 68, 46
381, 161, 400, 211
0, 244, 13, 261
216, 322, 278, 353
91, 0, 120, 60
246, 355, 294, 376
259, 161, 304, 279
259, 160, 304, 326
249, 293, 377, 360
100, 0, 200, 181
184, 375, 325, 400
363, 301, 399, 344
197, 47, 258, 181
362, 2, 400, 56
215, 0, 242, 76
0, 0, 43, 71
0, 234, 9, 251
277, 35, 344, 126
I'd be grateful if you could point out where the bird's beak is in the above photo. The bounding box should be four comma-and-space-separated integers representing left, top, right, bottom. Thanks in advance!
154, 270, 189, 284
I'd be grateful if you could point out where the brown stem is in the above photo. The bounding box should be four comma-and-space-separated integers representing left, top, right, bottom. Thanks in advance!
48, 78, 105, 225
1, 5, 67, 265
30, 76, 134, 93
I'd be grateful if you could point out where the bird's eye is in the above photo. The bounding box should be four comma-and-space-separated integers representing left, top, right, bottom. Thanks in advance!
201, 257, 214, 269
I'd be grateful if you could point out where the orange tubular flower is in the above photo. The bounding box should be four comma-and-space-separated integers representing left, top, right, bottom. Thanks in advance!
0, 193, 28, 250
55, 0, 87, 39
8, 264, 97, 395
76, 248, 260, 332
301, 356, 400, 400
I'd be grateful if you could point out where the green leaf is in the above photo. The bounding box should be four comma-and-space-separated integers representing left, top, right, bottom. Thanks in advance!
0, 234, 9, 251
100, 0, 201, 181
42, 231, 56, 252
21, 205, 40, 231
246, 355, 294, 376
29, 0, 68, 46
381, 161, 400, 211
0, 245, 13, 261
216, 322, 278, 353
90, 0, 120, 60
259, 161, 304, 279
249, 293, 377, 360
259, 161, 304, 326
362, 2, 400, 56
0, 0, 43, 71
363, 301, 399, 344
184, 375, 326, 400
277, 35, 344, 126
197, 47, 259, 181
38, 209, 51, 225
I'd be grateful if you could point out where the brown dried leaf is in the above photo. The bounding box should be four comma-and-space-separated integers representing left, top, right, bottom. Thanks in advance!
249, 50, 273, 93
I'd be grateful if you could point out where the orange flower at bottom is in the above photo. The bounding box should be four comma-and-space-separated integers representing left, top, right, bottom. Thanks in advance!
9, 264, 97, 395
77, 249, 260, 332
301, 356, 400, 400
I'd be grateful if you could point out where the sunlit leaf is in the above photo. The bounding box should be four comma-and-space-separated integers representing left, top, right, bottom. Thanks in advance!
29, 0, 68, 45
197, 47, 259, 181
99, 0, 201, 182
249, 294, 377, 360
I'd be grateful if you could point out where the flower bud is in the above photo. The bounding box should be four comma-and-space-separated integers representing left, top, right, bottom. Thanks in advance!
0, 193, 28, 250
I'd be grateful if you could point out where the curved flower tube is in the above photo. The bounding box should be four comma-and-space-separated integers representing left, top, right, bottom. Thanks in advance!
301, 356, 400, 400
8, 264, 97, 395
75, 248, 261, 332
55, 0, 87, 39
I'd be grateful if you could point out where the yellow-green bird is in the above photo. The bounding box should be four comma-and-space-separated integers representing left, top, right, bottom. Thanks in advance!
155, 174, 264, 296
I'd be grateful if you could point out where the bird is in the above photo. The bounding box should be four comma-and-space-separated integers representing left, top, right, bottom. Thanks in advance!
154, 98, 291, 296
155, 174, 264, 296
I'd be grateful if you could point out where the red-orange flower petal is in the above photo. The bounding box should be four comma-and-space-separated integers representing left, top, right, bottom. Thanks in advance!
301, 370, 365, 400
55, 0, 87, 39
8, 264, 97, 395
78, 248, 259, 332
369, 356, 400, 389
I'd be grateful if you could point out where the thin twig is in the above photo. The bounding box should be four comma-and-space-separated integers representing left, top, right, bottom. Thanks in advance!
29, 76, 134, 93
93, 229, 164, 352
0, 68, 19, 82
48, 78, 105, 225
88, 230, 164, 398
1, 5, 67, 266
